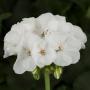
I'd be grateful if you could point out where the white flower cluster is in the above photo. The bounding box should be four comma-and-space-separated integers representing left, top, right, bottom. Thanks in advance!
4, 13, 87, 74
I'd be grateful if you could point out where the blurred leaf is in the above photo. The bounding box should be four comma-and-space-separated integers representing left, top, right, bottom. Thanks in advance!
0, 13, 11, 21
73, 71, 90, 90
72, 0, 90, 10
47, 0, 72, 15
0, 13, 11, 32
57, 85, 67, 90
86, 7, 90, 18
57, 85, 72, 90
80, 33, 90, 69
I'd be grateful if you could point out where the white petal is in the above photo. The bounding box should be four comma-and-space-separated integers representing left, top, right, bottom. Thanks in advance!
47, 19, 59, 32
54, 52, 72, 66
32, 48, 56, 68
13, 56, 36, 74
64, 36, 82, 50
4, 31, 20, 45
24, 33, 41, 49
13, 58, 26, 74
46, 32, 67, 50
64, 50, 80, 64
32, 40, 56, 67
73, 25, 87, 44
4, 31, 21, 57
57, 22, 73, 33
22, 57, 36, 72
55, 15, 66, 21
47, 15, 66, 32
37, 13, 54, 31
22, 17, 41, 35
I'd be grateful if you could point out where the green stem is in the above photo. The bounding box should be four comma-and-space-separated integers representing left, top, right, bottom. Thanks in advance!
44, 70, 50, 90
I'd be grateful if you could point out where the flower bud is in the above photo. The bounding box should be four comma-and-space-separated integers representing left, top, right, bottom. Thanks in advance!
32, 67, 40, 80
54, 66, 62, 79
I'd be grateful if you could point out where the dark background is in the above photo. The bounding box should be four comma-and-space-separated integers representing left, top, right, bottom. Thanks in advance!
0, 0, 90, 90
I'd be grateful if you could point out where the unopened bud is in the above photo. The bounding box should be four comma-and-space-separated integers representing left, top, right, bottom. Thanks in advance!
54, 66, 62, 79
32, 67, 40, 80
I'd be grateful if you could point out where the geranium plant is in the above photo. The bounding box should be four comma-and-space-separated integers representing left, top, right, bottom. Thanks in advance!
3, 13, 87, 90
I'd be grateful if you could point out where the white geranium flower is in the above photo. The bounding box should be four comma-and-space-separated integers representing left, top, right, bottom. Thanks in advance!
32, 40, 56, 68
45, 32, 80, 66
52, 37, 80, 66
13, 33, 41, 74
13, 48, 36, 74
3, 12, 87, 74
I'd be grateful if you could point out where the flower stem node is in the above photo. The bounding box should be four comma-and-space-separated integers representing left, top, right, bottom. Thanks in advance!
32, 67, 40, 80
45, 66, 51, 73
54, 66, 63, 79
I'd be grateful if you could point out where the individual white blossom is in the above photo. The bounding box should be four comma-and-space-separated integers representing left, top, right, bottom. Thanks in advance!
32, 40, 56, 68
3, 12, 87, 74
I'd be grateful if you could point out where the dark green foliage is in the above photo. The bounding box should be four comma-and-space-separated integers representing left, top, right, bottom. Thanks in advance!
0, 0, 90, 90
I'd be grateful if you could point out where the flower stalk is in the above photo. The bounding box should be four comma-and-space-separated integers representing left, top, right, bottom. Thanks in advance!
44, 69, 50, 90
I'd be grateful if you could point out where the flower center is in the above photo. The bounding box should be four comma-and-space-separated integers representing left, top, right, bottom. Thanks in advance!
28, 50, 31, 56
40, 49, 46, 56
41, 32, 45, 37
56, 44, 64, 52
41, 30, 48, 38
